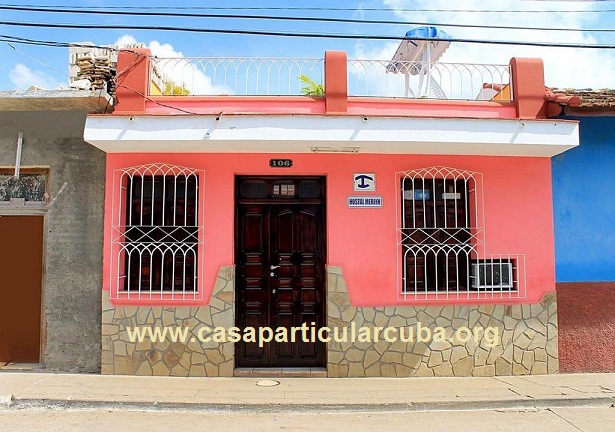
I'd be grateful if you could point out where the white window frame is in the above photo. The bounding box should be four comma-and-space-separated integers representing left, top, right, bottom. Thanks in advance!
396, 166, 526, 301
110, 163, 205, 302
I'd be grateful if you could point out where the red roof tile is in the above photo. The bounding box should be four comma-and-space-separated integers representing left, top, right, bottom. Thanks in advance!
547, 88, 615, 108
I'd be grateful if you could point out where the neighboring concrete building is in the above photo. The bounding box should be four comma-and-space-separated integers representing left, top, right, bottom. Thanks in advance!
0, 89, 108, 372
548, 89, 615, 373
82, 43, 579, 377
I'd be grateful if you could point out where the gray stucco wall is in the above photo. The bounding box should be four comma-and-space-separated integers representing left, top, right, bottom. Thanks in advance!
0, 111, 105, 372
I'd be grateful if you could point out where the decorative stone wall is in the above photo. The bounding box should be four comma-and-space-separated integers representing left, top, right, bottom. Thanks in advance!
101, 267, 235, 376
102, 265, 558, 377
327, 266, 558, 377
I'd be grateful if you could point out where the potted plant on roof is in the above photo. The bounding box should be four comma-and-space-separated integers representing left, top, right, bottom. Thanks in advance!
298, 74, 324, 96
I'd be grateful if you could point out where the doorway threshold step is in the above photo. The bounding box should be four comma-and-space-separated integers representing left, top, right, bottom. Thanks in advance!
0, 363, 44, 372
234, 367, 327, 378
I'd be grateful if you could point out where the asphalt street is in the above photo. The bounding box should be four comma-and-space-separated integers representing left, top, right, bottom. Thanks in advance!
1, 406, 614, 432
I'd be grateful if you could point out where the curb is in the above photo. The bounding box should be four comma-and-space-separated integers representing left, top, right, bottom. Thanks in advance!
5, 396, 615, 413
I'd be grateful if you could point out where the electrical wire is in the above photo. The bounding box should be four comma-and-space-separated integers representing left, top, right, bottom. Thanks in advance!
0, 6, 613, 33
6, 42, 67, 77
0, 34, 147, 54
1, 22, 615, 49
116, 84, 203, 115
0, 3, 612, 13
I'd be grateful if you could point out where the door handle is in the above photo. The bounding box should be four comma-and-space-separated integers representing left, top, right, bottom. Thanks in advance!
270, 265, 281, 270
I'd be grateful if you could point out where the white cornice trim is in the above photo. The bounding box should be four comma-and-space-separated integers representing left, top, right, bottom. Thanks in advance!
84, 114, 579, 156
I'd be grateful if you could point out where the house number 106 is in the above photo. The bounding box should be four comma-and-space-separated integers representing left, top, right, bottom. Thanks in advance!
269, 159, 293, 168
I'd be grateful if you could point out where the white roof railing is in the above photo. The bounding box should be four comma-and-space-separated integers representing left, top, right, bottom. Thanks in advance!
387, 26, 453, 99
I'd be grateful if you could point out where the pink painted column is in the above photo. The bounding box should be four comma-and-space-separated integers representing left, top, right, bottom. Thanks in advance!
510, 57, 547, 119
114, 48, 151, 115
324, 51, 348, 114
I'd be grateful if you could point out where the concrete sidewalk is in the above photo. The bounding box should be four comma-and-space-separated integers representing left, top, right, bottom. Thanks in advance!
0, 372, 614, 412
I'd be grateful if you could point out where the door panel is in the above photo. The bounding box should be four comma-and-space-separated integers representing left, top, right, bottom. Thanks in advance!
0, 215, 43, 363
236, 204, 269, 365
269, 204, 325, 366
235, 177, 325, 368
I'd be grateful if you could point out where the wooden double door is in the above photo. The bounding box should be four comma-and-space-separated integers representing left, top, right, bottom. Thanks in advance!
235, 177, 326, 368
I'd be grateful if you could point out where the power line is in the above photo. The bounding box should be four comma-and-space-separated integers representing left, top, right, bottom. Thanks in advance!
0, 6, 613, 33
6, 42, 67, 78
116, 84, 202, 115
1, 27, 615, 50
1, 34, 78, 48
0, 3, 612, 13
0, 34, 146, 54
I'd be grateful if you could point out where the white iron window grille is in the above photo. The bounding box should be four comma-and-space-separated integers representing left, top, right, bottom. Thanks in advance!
111, 164, 204, 301
397, 167, 525, 301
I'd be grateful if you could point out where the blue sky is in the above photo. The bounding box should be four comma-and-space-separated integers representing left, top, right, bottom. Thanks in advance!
1, 0, 614, 90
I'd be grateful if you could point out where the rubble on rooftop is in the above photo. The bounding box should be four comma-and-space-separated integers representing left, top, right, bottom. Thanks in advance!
73, 55, 116, 96
68, 41, 147, 98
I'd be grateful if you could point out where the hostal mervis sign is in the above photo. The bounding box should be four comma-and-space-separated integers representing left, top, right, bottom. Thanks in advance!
347, 195, 383, 208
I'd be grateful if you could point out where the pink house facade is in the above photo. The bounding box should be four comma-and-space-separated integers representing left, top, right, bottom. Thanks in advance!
84, 49, 578, 377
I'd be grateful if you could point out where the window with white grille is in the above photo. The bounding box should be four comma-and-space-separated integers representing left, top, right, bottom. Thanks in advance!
398, 167, 525, 301
111, 164, 204, 301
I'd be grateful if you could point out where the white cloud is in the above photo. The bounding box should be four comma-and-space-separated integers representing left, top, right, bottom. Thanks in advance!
114, 35, 141, 49
114, 35, 231, 95
354, 0, 615, 89
9, 63, 64, 90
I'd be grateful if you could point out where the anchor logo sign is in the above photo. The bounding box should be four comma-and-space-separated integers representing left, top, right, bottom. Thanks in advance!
353, 173, 376, 191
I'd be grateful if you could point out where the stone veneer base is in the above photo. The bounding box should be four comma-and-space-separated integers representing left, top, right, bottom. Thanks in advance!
327, 266, 558, 377
101, 267, 235, 376
101, 266, 558, 377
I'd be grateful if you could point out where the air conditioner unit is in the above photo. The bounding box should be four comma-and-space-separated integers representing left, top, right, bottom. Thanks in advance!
470, 261, 513, 290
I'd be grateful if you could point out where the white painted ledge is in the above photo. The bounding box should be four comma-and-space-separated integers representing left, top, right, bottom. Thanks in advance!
84, 114, 579, 156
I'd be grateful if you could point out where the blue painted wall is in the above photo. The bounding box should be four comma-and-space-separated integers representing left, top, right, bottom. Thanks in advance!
552, 116, 615, 282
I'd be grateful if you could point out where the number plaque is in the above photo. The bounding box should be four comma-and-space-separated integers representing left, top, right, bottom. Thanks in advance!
269, 159, 293, 168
